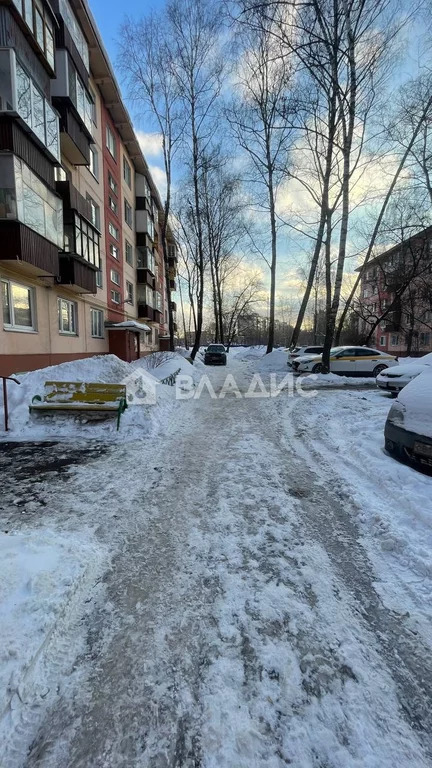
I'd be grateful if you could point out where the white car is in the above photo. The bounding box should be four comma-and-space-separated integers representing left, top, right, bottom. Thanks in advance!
376, 352, 432, 395
385, 368, 432, 469
287, 345, 323, 366
291, 346, 398, 376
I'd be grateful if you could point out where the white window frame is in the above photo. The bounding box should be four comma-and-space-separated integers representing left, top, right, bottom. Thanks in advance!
106, 125, 116, 159
111, 289, 121, 304
110, 243, 119, 260
90, 307, 104, 338
109, 196, 117, 214
379, 335, 386, 346
108, 172, 117, 194
89, 145, 98, 179
58, 297, 77, 335
126, 281, 134, 304
390, 334, 399, 347
124, 199, 132, 228
2, 278, 37, 332
86, 194, 100, 229
123, 157, 131, 188
96, 262, 103, 289
110, 268, 120, 286
125, 240, 134, 266
108, 221, 119, 240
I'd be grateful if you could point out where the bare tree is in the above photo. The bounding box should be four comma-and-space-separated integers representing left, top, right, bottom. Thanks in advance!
222, 271, 266, 347
228, 3, 295, 353
118, 14, 182, 351
168, 0, 224, 360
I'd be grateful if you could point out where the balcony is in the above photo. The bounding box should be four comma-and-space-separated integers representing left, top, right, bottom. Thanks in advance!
170, 279, 177, 291
6, 0, 57, 76
173, 322, 178, 333
137, 304, 155, 322
135, 209, 155, 240
136, 268, 155, 289
0, 50, 60, 163
58, 254, 96, 293
0, 220, 59, 275
170, 301, 177, 312
55, 179, 92, 221
51, 50, 93, 164
56, 104, 91, 165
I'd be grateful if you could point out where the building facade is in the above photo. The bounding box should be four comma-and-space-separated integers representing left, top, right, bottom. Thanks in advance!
0, 0, 177, 377
357, 227, 432, 357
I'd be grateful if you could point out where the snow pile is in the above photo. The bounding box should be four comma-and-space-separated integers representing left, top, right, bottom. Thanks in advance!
135, 351, 202, 386
300, 372, 375, 388
253, 348, 288, 373
231, 346, 267, 361
0, 529, 104, 721
0, 354, 177, 442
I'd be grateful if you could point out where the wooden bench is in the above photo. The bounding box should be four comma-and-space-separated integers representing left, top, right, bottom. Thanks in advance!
29, 381, 128, 431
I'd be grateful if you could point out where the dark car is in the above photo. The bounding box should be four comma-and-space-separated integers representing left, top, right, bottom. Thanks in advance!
204, 344, 227, 366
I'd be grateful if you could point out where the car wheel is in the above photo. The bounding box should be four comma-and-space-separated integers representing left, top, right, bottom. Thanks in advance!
373, 364, 387, 376
312, 363, 323, 373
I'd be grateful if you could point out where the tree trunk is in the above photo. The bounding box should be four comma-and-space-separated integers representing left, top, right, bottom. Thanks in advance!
266, 160, 277, 354
190, 100, 206, 361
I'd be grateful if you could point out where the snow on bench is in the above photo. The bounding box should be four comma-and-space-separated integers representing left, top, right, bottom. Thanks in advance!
29, 381, 128, 431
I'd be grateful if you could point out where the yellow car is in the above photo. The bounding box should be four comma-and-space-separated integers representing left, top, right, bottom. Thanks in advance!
291, 346, 398, 376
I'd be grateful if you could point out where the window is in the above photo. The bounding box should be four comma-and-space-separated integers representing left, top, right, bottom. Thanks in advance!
91, 308, 103, 338
2, 279, 36, 331
67, 62, 93, 133
58, 0, 89, 70
109, 196, 117, 214
96, 261, 103, 289
154, 291, 162, 311
355, 348, 377, 357
86, 195, 100, 229
420, 332, 431, 346
110, 243, 119, 260
110, 268, 120, 285
379, 336, 386, 346
58, 298, 77, 335
89, 87, 97, 124
111, 289, 121, 304
124, 199, 132, 227
125, 240, 134, 266
108, 221, 119, 240
123, 157, 131, 188
89, 146, 98, 179
390, 334, 399, 347
126, 281, 134, 304
0, 155, 63, 247
106, 125, 116, 158
63, 212, 100, 267
137, 246, 154, 273
12, 0, 55, 69
108, 173, 117, 195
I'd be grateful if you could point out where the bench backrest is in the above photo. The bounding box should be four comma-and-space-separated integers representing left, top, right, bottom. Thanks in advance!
43, 381, 126, 404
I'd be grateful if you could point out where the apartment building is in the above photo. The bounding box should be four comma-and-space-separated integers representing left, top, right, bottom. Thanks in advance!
0, 0, 177, 377
357, 227, 432, 357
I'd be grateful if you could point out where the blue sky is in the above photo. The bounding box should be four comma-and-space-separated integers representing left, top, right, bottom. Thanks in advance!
90, 0, 162, 71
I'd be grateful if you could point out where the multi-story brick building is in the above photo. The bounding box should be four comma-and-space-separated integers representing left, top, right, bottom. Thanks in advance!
357, 227, 432, 357
0, 0, 177, 377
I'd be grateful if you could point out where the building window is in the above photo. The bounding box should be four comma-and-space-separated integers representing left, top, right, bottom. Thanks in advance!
123, 157, 132, 188
109, 196, 117, 214
420, 332, 431, 346
108, 221, 119, 240
111, 289, 121, 304
89, 146, 98, 179
89, 87, 97, 124
125, 240, 134, 266
91, 307, 104, 338
96, 260, 103, 289
63, 212, 100, 268
124, 199, 132, 228
58, 0, 89, 70
106, 125, 116, 159
58, 297, 77, 335
390, 334, 399, 347
379, 335, 385, 346
137, 246, 154, 273
2, 279, 36, 331
86, 195, 100, 229
12, 0, 55, 69
108, 173, 117, 195
126, 281, 134, 304
0, 155, 63, 247
154, 291, 162, 311
110, 268, 120, 285
110, 243, 119, 260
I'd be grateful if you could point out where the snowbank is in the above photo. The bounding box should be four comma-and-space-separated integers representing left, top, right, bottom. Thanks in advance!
136, 351, 201, 386
300, 372, 375, 388
0, 529, 104, 721
230, 346, 267, 361
0, 355, 177, 443
253, 348, 288, 373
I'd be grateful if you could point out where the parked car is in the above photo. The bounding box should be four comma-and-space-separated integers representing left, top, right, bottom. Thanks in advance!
385, 369, 432, 470
287, 345, 324, 367
376, 352, 432, 396
204, 344, 227, 366
292, 346, 398, 376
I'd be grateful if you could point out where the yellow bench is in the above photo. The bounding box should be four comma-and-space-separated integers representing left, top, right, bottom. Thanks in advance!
29, 381, 128, 431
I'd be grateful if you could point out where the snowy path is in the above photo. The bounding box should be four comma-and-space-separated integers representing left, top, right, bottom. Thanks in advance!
2, 355, 432, 767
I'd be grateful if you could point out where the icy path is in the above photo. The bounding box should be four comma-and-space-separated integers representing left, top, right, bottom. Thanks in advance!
2, 356, 432, 767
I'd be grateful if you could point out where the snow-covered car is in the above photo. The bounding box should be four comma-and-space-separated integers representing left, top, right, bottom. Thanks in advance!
376, 352, 432, 395
291, 346, 398, 376
204, 344, 227, 365
384, 369, 432, 469
287, 345, 323, 367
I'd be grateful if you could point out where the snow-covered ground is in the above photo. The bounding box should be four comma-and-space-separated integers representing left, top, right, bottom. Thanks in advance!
1, 348, 431, 767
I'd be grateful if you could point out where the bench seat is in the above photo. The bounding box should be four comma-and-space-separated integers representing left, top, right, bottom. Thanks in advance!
29, 381, 128, 430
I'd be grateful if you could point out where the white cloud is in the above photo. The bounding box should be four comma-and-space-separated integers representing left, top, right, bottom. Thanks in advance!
136, 131, 163, 158
149, 164, 167, 200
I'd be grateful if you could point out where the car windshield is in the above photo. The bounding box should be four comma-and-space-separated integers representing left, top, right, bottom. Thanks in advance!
207, 345, 225, 352
330, 347, 345, 355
